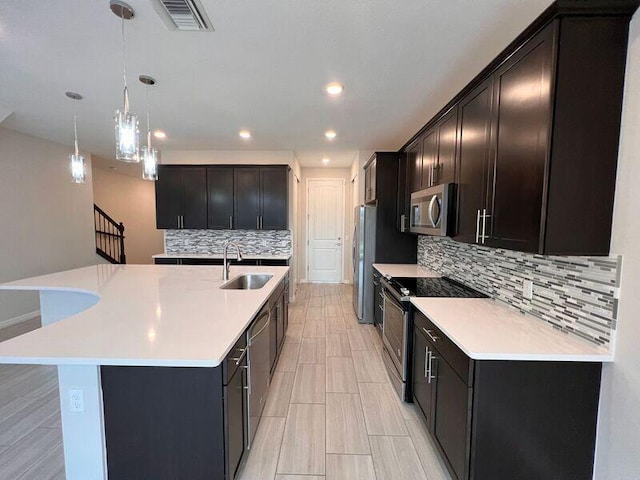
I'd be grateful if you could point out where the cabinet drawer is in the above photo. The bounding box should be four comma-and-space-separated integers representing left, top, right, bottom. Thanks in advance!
414, 311, 473, 386
223, 334, 247, 385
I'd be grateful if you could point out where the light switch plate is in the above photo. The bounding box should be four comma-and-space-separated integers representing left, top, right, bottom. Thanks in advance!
523, 280, 533, 300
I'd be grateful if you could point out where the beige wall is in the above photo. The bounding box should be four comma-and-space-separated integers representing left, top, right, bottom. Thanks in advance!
0, 127, 96, 324
298, 167, 354, 283
92, 166, 164, 264
595, 11, 640, 479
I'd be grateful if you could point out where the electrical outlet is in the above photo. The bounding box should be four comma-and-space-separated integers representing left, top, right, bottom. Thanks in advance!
69, 389, 84, 412
523, 280, 533, 301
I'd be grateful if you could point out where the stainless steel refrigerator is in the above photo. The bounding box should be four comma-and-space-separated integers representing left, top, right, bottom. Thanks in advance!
352, 205, 377, 322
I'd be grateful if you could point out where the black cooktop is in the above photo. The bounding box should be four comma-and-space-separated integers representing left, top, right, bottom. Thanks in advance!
385, 276, 488, 299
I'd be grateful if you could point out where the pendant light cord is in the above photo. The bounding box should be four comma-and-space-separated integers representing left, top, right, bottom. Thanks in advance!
146, 86, 152, 147
73, 101, 79, 157
121, 12, 130, 113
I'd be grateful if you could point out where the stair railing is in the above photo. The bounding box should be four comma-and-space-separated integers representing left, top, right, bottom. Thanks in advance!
94, 205, 126, 264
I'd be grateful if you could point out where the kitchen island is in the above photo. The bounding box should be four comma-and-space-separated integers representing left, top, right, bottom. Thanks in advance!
0, 264, 290, 480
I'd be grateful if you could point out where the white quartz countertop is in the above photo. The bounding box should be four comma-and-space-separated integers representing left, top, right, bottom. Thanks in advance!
153, 253, 291, 260
411, 297, 612, 362
0, 264, 289, 367
373, 263, 440, 278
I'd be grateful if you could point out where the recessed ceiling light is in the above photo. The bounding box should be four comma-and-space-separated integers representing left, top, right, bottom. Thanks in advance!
322, 158, 331, 165
239, 130, 251, 139
325, 130, 337, 140
325, 82, 344, 96
153, 130, 167, 139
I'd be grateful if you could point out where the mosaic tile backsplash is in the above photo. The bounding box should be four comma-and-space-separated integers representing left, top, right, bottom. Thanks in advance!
417, 236, 621, 347
165, 229, 292, 256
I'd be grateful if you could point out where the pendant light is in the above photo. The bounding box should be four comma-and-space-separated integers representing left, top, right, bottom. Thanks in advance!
66, 92, 86, 184
111, 0, 139, 162
139, 75, 160, 181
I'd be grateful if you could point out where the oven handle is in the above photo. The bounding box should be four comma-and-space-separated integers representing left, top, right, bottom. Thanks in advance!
382, 290, 405, 315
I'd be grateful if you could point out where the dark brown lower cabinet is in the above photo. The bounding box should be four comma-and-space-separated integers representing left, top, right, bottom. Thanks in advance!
102, 278, 289, 480
412, 311, 602, 480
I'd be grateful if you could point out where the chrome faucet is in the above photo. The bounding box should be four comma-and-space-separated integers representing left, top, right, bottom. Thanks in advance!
222, 241, 243, 281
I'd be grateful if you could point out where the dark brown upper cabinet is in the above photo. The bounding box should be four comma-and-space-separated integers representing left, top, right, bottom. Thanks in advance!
455, 79, 494, 245
233, 167, 261, 229
234, 166, 288, 230
156, 165, 208, 229
364, 156, 377, 204
260, 167, 288, 230
156, 165, 288, 230
420, 128, 438, 190
207, 167, 234, 229
400, 1, 637, 255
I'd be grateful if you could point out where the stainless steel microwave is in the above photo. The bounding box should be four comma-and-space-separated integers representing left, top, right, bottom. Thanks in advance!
410, 184, 453, 236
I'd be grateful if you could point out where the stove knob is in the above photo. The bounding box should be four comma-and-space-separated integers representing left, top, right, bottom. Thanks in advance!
401, 288, 410, 296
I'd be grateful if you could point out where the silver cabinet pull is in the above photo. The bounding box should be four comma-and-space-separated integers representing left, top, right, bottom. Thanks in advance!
260, 216, 263, 229
424, 346, 430, 378
229, 347, 247, 366
427, 350, 437, 383
481, 208, 488, 244
400, 214, 406, 232
422, 327, 439, 343
256, 216, 260, 229
177, 216, 180, 229
229, 216, 233, 229
475, 209, 480, 243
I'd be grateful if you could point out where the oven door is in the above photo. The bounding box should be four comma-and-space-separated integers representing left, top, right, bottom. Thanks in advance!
382, 290, 408, 381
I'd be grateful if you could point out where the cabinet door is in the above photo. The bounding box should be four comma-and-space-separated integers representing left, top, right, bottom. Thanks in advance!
396, 153, 411, 232
155, 166, 183, 229
407, 139, 422, 195
269, 304, 278, 375
234, 168, 261, 230
207, 167, 234, 229
421, 128, 438, 189
412, 327, 437, 431
436, 108, 458, 185
454, 79, 493, 243
181, 167, 208, 229
486, 25, 555, 252
369, 158, 377, 202
224, 366, 246, 480
276, 295, 285, 350
434, 355, 471, 480
260, 167, 288, 230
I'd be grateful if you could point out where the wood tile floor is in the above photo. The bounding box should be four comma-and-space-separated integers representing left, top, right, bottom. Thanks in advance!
0, 317, 65, 480
0, 284, 452, 480
238, 283, 452, 480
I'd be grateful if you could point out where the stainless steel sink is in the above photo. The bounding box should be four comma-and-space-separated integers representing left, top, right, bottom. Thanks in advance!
220, 274, 273, 290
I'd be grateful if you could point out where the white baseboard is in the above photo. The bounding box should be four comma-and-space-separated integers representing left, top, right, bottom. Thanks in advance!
0, 310, 41, 330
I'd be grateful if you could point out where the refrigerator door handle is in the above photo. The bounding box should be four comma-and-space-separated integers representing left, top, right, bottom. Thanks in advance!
352, 225, 357, 273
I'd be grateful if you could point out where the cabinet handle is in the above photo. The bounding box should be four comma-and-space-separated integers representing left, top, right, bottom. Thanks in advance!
257, 216, 260, 229
177, 216, 180, 229
424, 346, 430, 378
229, 216, 233, 229
427, 350, 437, 384
229, 347, 247, 366
422, 327, 439, 343
400, 214, 406, 233
260, 216, 263, 229
475, 209, 480, 243
481, 208, 489, 244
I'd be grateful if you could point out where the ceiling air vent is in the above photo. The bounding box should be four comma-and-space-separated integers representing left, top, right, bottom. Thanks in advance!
152, 0, 214, 31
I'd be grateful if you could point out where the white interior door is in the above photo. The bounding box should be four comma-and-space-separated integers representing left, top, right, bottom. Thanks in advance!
307, 179, 345, 283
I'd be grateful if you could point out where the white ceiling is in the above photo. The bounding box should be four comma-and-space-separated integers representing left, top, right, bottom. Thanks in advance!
0, 0, 554, 165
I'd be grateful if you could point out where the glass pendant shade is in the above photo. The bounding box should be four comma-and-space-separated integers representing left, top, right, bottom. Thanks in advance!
115, 107, 140, 162
141, 145, 160, 180
70, 153, 86, 184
